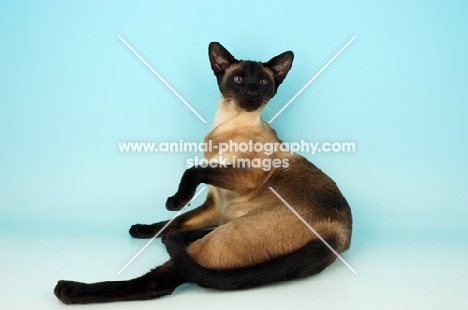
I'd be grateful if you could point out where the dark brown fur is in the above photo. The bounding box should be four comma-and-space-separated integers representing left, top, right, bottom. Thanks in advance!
54, 42, 352, 304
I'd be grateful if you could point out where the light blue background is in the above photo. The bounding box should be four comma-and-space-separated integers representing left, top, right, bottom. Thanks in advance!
1, 1, 467, 309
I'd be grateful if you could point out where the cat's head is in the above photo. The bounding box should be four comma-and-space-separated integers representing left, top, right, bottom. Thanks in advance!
209, 42, 293, 112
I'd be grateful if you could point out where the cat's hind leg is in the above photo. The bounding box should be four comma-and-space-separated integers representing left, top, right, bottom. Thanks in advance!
54, 261, 184, 304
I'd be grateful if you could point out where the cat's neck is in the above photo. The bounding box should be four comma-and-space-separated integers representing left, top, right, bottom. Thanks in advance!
211, 97, 263, 129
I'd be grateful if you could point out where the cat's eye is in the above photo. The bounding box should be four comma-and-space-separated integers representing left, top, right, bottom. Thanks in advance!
233, 75, 243, 84
259, 78, 268, 85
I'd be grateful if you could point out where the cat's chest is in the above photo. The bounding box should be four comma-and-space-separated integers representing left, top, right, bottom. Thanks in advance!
209, 186, 254, 222
203, 124, 277, 163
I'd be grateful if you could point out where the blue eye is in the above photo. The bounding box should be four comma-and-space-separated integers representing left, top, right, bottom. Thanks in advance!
259, 78, 268, 85
233, 75, 243, 83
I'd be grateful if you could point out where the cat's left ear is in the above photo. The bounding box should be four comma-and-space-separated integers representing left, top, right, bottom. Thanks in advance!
264, 51, 294, 87
209, 42, 239, 78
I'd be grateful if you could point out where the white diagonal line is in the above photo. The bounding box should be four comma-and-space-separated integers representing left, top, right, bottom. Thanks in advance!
117, 186, 207, 275
268, 187, 357, 274
118, 35, 207, 124
268, 36, 356, 123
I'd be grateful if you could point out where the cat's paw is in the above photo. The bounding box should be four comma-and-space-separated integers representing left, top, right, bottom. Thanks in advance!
54, 280, 91, 305
166, 194, 191, 211
129, 224, 155, 238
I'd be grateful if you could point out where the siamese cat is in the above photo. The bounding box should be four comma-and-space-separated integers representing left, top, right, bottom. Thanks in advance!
54, 42, 352, 304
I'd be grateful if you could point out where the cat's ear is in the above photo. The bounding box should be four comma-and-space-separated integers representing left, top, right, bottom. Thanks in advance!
264, 51, 294, 87
209, 42, 238, 77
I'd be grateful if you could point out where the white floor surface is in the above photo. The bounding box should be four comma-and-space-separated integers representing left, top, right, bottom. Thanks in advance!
1, 228, 467, 310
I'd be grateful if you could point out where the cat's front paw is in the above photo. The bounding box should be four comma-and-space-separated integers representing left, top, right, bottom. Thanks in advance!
54, 280, 91, 305
129, 222, 170, 239
129, 224, 155, 238
166, 194, 191, 211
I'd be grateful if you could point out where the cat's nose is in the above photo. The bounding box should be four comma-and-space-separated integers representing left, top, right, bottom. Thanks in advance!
245, 84, 260, 100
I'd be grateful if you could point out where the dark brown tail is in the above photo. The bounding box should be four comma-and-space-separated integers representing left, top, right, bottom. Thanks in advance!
165, 229, 337, 290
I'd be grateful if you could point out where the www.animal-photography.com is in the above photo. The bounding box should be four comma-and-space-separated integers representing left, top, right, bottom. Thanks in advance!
1, 1, 467, 309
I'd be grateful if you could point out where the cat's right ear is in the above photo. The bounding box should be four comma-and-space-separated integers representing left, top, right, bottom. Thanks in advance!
209, 42, 238, 77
